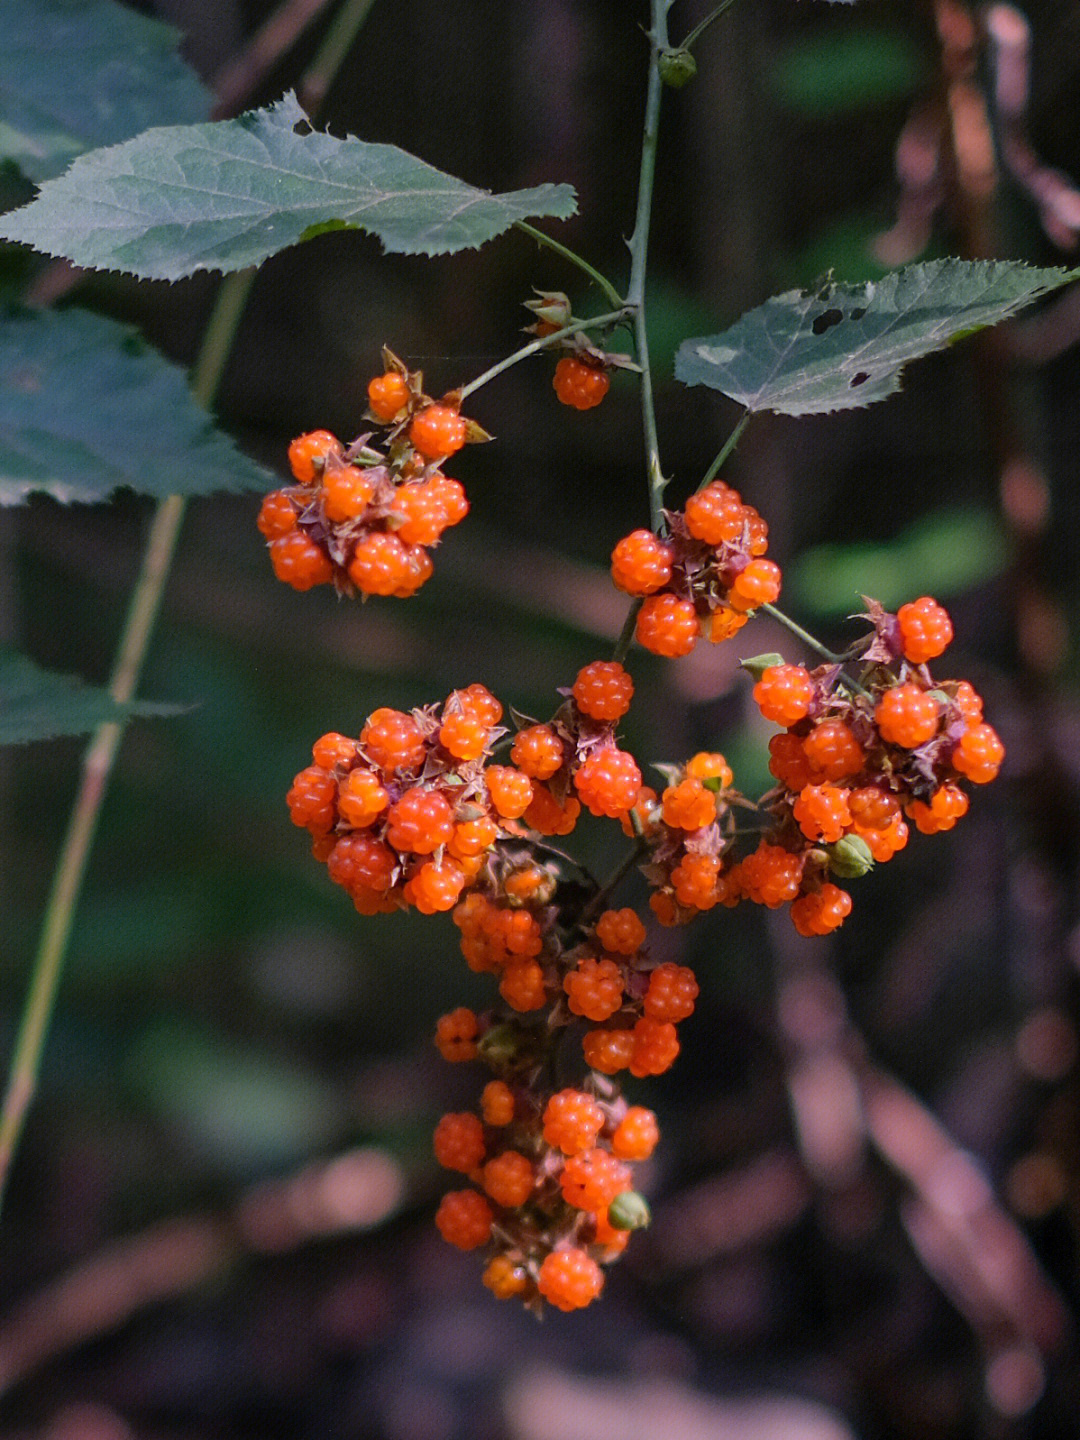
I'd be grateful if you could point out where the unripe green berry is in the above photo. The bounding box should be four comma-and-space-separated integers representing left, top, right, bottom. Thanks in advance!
825, 833, 875, 879
607, 1190, 652, 1230
658, 48, 697, 87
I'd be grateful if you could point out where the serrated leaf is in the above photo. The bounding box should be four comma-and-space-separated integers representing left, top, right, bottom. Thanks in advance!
0, 0, 210, 183
0, 647, 183, 744
0, 92, 579, 280
675, 260, 1077, 415
0, 307, 272, 504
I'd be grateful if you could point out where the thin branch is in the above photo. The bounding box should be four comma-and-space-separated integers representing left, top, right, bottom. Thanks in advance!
513, 222, 625, 310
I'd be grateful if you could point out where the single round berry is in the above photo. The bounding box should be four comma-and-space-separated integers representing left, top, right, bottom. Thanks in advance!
582, 1028, 635, 1074
348, 531, 412, 597
906, 781, 969, 834
594, 908, 646, 955
482, 1255, 529, 1300
769, 732, 819, 791
409, 404, 467, 460
790, 883, 853, 937
434, 1189, 492, 1249
536, 1248, 604, 1311
542, 1089, 605, 1154
670, 853, 720, 910
523, 784, 580, 836
392, 479, 449, 545
326, 832, 397, 893
683, 481, 746, 546
386, 787, 455, 854
439, 710, 490, 762
643, 963, 699, 1022
685, 752, 734, 788
629, 1016, 680, 1077
951, 722, 1005, 783
610, 530, 674, 596
368, 370, 410, 423
433, 1111, 486, 1173
573, 746, 643, 818
611, 1106, 660, 1161
572, 660, 634, 721
322, 466, 375, 523
753, 665, 815, 726
360, 708, 426, 775
312, 731, 358, 771
847, 786, 901, 831
875, 683, 940, 748
484, 765, 534, 819
403, 856, 468, 913
434, 1007, 479, 1062
257, 489, 299, 539
286, 765, 337, 834
288, 430, 342, 484
728, 558, 781, 611
511, 724, 564, 780
482, 1150, 534, 1208
661, 776, 716, 831
700, 606, 749, 644
269, 531, 334, 590
337, 767, 389, 828
426, 473, 469, 526
499, 959, 548, 1011
447, 816, 498, 860
793, 783, 853, 844
564, 956, 624, 1022
897, 596, 953, 665
559, 1147, 632, 1211
480, 1080, 516, 1127
801, 719, 865, 781
553, 355, 610, 410
636, 594, 699, 657
740, 841, 805, 907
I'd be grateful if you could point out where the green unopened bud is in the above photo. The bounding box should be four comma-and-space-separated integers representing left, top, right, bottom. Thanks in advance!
658, 48, 697, 88
826, 833, 874, 879
739, 652, 786, 681
607, 1190, 652, 1231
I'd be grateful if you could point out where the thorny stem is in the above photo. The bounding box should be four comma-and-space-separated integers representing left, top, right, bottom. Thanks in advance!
679, 0, 740, 53
627, 2, 670, 534
699, 408, 750, 489
513, 222, 625, 311
0, 0, 377, 1215
458, 308, 630, 401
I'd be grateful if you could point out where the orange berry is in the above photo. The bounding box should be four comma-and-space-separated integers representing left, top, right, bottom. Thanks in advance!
269, 530, 334, 590
610, 530, 674, 596
480, 1080, 516, 1127
594, 908, 646, 955
367, 370, 410, 423
542, 1089, 605, 1154
643, 963, 699, 1022
572, 660, 634, 721
582, 1028, 635, 1074
553, 355, 610, 409
322, 466, 375, 522
484, 766, 534, 820
434, 1007, 479, 1062
409, 404, 467, 460
482, 1255, 529, 1299
435, 1189, 492, 1249
611, 1106, 660, 1161
636, 593, 699, 657
433, 1111, 486, 1173
257, 489, 299, 538
875, 684, 940, 748
661, 776, 716, 830
288, 430, 342, 484
629, 1016, 680, 1077
537, 1248, 604, 1310
564, 956, 624, 1022
482, 1150, 534, 1208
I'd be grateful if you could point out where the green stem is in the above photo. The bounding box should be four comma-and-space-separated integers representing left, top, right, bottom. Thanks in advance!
0, 0, 376, 1214
679, 0, 740, 52
612, 598, 643, 666
513, 222, 625, 311
759, 602, 844, 664
699, 408, 750, 489
628, 1, 669, 532
581, 839, 649, 925
458, 308, 629, 401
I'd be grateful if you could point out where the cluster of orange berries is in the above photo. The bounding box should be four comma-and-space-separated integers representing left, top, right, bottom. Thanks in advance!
257, 360, 479, 596
431, 1068, 658, 1311
285, 685, 520, 916
611, 478, 780, 657
741, 595, 1003, 935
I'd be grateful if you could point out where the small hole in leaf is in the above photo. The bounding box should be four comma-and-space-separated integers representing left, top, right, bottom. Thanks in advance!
812, 308, 844, 336
850, 307, 866, 321
850, 372, 869, 387
293, 120, 313, 135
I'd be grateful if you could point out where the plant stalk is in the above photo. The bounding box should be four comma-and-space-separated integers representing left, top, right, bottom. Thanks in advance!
699, 408, 750, 488
458, 308, 629, 401
513, 222, 625, 310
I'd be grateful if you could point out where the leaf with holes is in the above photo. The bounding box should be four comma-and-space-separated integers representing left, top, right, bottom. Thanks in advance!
0, 307, 272, 504
675, 260, 1077, 415
0, 0, 210, 183
0, 92, 578, 280
0, 648, 184, 744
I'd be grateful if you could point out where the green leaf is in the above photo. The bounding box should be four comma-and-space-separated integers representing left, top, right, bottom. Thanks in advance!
0, 647, 182, 744
0, 0, 210, 183
675, 259, 1078, 416
0, 307, 272, 504
0, 92, 578, 280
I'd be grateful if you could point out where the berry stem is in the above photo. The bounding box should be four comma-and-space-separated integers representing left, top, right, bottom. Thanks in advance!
679, 0, 741, 53
759, 602, 845, 664
699, 408, 750, 490
513, 221, 626, 310
458, 308, 630, 401
627, 2, 669, 531
612, 599, 643, 666
581, 838, 650, 925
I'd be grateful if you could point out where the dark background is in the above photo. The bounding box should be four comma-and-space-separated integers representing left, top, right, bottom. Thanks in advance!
4, 1, 1080, 1436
